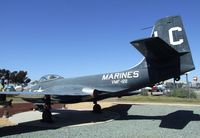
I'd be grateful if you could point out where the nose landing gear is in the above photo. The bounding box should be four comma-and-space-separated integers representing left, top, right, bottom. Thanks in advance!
93, 100, 101, 113
42, 95, 53, 122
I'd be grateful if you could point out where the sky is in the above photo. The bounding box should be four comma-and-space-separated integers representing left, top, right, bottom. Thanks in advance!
0, 0, 199, 81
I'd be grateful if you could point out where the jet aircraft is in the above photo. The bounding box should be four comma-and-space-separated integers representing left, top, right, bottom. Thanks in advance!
0, 16, 195, 122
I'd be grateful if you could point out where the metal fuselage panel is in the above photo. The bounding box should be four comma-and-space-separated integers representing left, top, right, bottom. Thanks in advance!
37, 61, 149, 93
28, 59, 150, 103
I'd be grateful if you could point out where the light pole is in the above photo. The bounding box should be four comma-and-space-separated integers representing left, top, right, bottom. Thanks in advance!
185, 72, 190, 98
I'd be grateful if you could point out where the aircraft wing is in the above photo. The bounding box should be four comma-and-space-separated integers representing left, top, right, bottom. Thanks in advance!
0, 84, 115, 98
0, 85, 91, 96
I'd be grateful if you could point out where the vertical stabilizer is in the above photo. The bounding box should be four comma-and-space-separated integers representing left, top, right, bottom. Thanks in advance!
131, 16, 195, 83
152, 16, 195, 74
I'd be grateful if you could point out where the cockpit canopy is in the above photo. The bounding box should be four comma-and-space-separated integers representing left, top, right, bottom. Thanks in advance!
39, 74, 64, 82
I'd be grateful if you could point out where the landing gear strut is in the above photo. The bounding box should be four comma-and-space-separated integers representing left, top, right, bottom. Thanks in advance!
93, 100, 101, 113
42, 95, 52, 122
3, 99, 13, 118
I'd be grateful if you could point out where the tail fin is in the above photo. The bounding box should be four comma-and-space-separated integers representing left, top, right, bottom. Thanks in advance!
131, 16, 195, 82
152, 16, 195, 73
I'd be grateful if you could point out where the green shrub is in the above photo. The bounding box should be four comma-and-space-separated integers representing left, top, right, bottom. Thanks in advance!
140, 90, 149, 96
168, 88, 197, 99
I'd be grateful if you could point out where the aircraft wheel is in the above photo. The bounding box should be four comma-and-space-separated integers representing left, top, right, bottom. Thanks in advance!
93, 104, 101, 113
174, 77, 180, 81
42, 109, 52, 122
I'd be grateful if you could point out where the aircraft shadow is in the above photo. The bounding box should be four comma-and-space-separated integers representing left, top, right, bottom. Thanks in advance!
0, 105, 123, 137
0, 104, 200, 137
117, 109, 200, 129
103, 104, 200, 129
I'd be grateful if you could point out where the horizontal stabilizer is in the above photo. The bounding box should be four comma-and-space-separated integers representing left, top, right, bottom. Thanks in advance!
131, 37, 179, 61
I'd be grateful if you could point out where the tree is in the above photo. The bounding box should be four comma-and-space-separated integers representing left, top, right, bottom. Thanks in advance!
0, 69, 31, 85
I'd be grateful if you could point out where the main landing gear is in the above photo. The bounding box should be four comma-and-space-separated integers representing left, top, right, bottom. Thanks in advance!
93, 100, 102, 113
2, 99, 13, 118
41, 95, 52, 122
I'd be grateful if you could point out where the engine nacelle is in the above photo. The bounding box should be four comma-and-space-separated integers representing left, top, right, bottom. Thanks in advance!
82, 88, 98, 97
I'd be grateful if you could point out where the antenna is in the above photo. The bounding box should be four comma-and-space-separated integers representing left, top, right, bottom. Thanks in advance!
141, 26, 153, 30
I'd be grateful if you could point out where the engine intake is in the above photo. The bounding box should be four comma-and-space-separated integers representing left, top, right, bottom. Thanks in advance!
82, 88, 98, 97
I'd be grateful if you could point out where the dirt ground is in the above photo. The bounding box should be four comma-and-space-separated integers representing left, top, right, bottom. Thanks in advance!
64, 102, 114, 110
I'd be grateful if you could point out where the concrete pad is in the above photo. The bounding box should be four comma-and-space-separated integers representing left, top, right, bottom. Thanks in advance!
0, 118, 15, 126
8, 109, 119, 128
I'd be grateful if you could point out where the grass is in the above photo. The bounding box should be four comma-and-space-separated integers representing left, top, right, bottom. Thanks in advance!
118, 95, 200, 105
0, 96, 28, 104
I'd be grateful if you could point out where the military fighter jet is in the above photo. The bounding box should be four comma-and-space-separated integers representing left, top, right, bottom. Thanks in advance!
0, 16, 195, 122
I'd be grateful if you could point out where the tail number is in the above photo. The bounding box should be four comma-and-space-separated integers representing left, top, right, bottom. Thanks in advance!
169, 27, 184, 46
154, 27, 184, 46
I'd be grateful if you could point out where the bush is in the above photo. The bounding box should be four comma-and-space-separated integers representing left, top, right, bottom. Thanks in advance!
140, 90, 149, 96
168, 88, 197, 99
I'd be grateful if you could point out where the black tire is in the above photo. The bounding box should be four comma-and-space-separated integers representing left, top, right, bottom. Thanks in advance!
93, 104, 101, 113
42, 109, 52, 122
175, 77, 180, 81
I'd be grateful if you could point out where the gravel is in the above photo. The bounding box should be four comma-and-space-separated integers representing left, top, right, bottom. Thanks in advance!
1, 103, 200, 138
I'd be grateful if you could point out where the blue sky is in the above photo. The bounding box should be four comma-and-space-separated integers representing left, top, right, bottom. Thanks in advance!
0, 0, 199, 81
